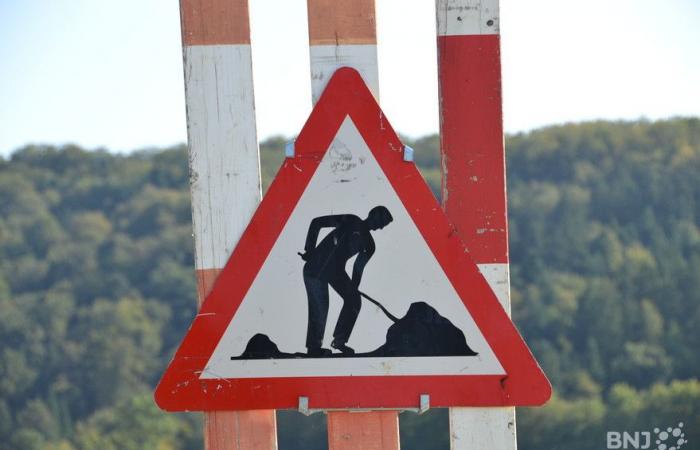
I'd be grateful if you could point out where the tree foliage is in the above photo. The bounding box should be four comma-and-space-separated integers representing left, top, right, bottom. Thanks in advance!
0, 118, 698, 449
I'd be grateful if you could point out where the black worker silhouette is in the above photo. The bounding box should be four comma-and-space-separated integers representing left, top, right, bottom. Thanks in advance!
230, 206, 479, 361
299, 206, 394, 356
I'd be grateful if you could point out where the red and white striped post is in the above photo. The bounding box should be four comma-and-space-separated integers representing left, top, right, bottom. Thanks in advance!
305, 1, 399, 449
435, 0, 517, 449
179, 0, 278, 448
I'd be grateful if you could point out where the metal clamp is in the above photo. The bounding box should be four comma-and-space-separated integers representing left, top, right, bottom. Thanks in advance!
403, 145, 414, 162
419, 394, 430, 414
298, 394, 430, 416
285, 140, 295, 158
298, 396, 312, 416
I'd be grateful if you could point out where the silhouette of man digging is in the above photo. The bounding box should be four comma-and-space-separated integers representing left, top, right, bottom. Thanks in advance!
298, 206, 393, 356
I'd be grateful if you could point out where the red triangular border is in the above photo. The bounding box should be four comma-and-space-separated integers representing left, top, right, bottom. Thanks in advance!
155, 68, 551, 411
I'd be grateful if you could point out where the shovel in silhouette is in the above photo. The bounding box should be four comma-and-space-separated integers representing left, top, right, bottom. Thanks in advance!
358, 290, 399, 323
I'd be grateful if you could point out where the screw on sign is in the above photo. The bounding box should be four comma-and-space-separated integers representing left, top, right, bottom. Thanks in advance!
154, 68, 551, 412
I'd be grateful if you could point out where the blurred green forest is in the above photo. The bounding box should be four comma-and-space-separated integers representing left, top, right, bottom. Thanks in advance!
1, 118, 699, 449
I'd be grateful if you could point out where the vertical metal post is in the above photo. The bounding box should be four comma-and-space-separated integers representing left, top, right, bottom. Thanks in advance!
179, 0, 277, 448
435, 0, 517, 449
305, 1, 399, 448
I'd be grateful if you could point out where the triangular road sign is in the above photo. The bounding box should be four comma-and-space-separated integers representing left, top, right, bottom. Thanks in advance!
155, 68, 551, 411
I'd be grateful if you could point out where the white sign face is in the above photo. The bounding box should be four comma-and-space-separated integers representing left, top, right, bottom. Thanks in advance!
201, 118, 504, 379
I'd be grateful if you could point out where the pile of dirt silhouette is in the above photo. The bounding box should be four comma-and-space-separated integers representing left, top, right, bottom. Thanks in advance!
233, 333, 297, 359
364, 301, 477, 357
231, 301, 477, 359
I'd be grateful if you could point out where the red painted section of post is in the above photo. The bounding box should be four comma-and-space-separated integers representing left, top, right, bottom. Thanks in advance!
327, 412, 400, 450
437, 35, 508, 264
205, 410, 278, 450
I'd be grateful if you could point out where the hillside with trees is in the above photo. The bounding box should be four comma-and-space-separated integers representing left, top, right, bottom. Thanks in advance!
0, 118, 698, 449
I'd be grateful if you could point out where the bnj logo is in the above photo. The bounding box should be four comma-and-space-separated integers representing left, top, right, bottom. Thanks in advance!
606, 422, 687, 450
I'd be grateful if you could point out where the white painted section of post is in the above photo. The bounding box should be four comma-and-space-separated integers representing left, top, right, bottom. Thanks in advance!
436, 0, 500, 36
309, 45, 380, 104
184, 45, 262, 271
477, 263, 510, 313
450, 408, 516, 449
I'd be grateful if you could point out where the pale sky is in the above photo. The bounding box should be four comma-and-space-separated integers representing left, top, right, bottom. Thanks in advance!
1, 0, 698, 155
